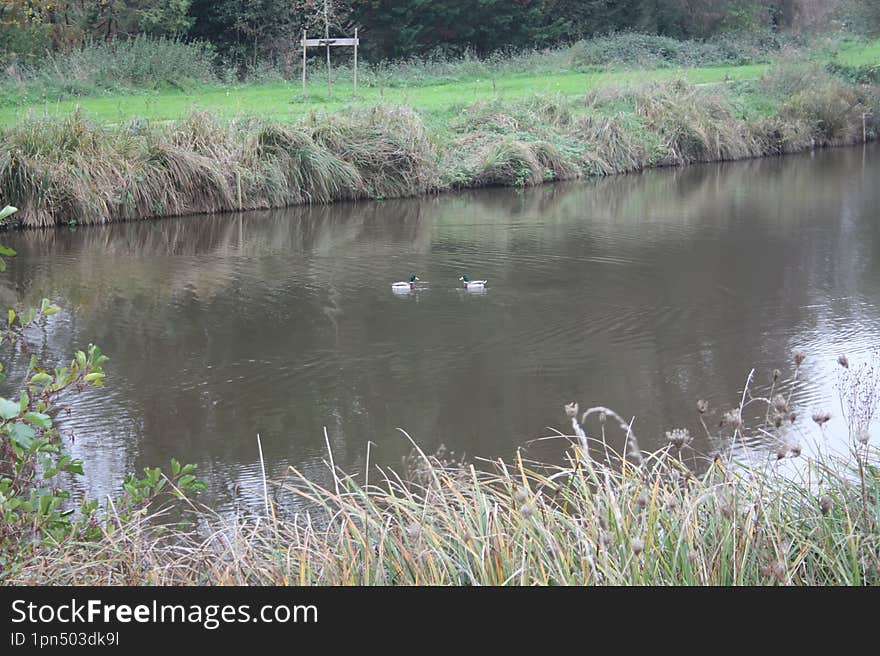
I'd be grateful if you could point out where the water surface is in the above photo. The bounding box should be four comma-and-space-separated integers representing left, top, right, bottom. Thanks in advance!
2, 144, 878, 511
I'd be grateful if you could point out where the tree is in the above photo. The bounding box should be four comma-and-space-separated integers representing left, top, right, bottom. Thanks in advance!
82, 0, 193, 39
347, 0, 549, 59
846, 0, 880, 35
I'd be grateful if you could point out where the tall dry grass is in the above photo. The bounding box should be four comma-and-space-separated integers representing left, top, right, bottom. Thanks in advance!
1, 66, 878, 227
8, 353, 879, 586
0, 107, 439, 228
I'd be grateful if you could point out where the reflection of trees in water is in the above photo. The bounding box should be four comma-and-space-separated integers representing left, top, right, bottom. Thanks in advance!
0, 144, 877, 509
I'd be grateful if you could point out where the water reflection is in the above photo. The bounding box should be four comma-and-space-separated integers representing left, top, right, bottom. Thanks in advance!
1, 144, 878, 512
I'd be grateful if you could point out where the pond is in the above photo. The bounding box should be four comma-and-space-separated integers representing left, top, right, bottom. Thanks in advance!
2, 143, 878, 512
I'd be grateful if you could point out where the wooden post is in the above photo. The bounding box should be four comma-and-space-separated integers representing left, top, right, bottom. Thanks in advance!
864, 112, 868, 143
353, 28, 358, 98
324, 0, 332, 97
302, 30, 307, 98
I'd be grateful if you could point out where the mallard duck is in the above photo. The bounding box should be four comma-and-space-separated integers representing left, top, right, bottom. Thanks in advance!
459, 274, 487, 290
391, 273, 419, 291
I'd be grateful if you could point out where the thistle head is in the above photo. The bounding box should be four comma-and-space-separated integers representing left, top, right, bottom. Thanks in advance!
666, 428, 692, 450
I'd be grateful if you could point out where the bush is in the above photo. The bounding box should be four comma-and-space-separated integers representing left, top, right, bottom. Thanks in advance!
569, 31, 784, 70
0, 35, 218, 106
0, 204, 206, 579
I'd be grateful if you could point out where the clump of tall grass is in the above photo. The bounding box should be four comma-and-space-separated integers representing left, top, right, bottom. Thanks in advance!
588, 80, 761, 165
0, 107, 441, 227
572, 114, 652, 175
466, 138, 580, 188
762, 61, 879, 145
313, 106, 441, 198
8, 353, 879, 586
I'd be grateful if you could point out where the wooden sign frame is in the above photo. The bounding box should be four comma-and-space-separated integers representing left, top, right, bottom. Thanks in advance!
302, 28, 359, 97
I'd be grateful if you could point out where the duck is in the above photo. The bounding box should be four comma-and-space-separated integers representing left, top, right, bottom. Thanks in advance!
459, 274, 487, 290
391, 273, 419, 291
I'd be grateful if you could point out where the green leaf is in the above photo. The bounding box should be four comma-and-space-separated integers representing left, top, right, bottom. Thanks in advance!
0, 245, 16, 256
23, 412, 52, 430
38, 494, 53, 515
39, 299, 60, 316
29, 372, 52, 385
0, 397, 21, 421
6, 422, 36, 449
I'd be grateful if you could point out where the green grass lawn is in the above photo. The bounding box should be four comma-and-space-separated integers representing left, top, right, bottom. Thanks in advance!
0, 63, 768, 126
1, 39, 877, 127
834, 37, 880, 65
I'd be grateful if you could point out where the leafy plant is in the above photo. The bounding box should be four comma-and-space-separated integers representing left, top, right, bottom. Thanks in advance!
0, 204, 204, 579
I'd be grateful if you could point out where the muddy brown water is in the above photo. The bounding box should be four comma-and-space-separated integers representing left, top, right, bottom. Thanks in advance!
2, 144, 878, 512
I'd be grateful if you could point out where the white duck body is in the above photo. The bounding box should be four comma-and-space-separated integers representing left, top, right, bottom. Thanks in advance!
391, 274, 419, 292
459, 275, 487, 290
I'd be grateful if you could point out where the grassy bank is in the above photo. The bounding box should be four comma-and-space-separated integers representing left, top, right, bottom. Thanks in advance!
1, 54, 878, 229
7, 354, 879, 586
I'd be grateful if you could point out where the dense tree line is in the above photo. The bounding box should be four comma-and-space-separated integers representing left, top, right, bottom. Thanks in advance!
2, 0, 878, 64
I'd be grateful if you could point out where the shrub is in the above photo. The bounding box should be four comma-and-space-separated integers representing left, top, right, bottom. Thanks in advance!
0, 36, 218, 106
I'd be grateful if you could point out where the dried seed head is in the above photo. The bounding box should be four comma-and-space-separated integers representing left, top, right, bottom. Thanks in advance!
405, 522, 421, 539
819, 495, 833, 515
789, 442, 802, 457
665, 497, 679, 512
720, 502, 733, 519
564, 402, 579, 418
513, 487, 528, 504
697, 399, 708, 414
776, 445, 789, 460
520, 502, 537, 519
636, 494, 648, 511
773, 412, 784, 428
759, 564, 772, 577
772, 394, 788, 412
687, 551, 698, 563
598, 530, 613, 549
666, 428, 693, 450
789, 412, 798, 424
794, 351, 806, 367
812, 411, 832, 426
838, 354, 849, 369
857, 429, 870, 445
721, 409, 743, 428
631, 538, 644, 556
598, 515, 608, 530
598, 411, 607, 425
772, 561, 786, 581
773, 368, 781, 382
